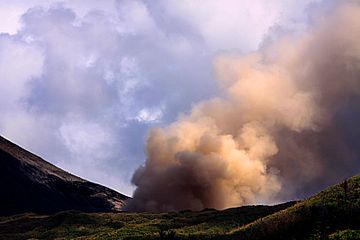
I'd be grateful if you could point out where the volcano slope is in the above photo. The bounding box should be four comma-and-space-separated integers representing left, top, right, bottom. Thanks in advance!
0, 136, 128, 216
0, 175, 359, 240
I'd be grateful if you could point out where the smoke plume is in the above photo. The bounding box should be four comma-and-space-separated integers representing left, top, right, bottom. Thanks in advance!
127, 1, 360, 211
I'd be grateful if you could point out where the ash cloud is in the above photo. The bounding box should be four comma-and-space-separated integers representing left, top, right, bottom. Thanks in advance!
127, 1, 360, 212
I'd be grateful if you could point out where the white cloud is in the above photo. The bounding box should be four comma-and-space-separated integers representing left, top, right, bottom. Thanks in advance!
135, 107, 164, 123
0, 0, 320, 196
161, 0, 319, 51
0, 0, 118, 34
0, 35, 43, 109
59, 118, 114, 160
116, 0, 157, 34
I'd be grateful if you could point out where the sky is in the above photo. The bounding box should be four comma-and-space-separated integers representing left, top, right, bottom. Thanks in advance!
0, 0, 324, 196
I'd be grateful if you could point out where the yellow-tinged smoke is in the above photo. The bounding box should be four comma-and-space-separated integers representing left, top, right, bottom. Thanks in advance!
127, 1, 360, 211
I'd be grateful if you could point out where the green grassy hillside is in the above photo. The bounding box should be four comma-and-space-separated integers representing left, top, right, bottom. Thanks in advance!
0, 202, 294, 240
0, 175, 359, 240
228, 175, 360, 240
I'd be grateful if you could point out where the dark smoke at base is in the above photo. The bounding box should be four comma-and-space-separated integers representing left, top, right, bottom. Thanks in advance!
126, 1, 360, 212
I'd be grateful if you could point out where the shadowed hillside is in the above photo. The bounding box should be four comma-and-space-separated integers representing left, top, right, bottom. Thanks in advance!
0, 136, 129, 216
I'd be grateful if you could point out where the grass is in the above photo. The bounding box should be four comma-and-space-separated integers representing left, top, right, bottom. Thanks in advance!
328, 229, 360, 240
228, 174, 360, 240
0, 202, 294, 240
0, 175, 360, 240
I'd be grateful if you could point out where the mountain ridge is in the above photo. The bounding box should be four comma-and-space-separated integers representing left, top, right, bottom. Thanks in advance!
0, 135, 129, 216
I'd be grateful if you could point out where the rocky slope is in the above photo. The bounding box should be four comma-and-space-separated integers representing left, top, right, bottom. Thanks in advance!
0, 136, 129, 216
